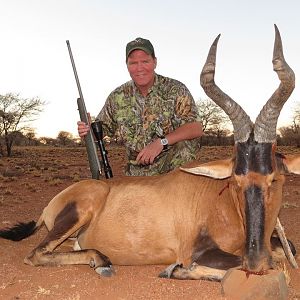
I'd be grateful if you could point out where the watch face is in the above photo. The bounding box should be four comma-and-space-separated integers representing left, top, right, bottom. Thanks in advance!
161, 138, 168, 146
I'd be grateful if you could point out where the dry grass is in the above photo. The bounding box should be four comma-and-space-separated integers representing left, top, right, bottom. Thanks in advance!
48, 178, 63, 186
3, 188, 13, 195
22, 182, 38, 192
282, 202, 299, 209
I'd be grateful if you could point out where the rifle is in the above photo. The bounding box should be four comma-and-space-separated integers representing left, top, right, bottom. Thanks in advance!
66, 40, 102, 179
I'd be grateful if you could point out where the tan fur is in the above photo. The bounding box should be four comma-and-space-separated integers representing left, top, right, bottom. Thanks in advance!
29, 165, 244, 266
13, 153, 300, 276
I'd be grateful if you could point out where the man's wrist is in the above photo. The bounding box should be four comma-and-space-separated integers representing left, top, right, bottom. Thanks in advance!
160, 136, 169, 151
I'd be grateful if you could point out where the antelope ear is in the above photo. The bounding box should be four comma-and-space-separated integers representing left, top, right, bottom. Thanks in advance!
283, 155, 300, 175
180, 159, 234, 179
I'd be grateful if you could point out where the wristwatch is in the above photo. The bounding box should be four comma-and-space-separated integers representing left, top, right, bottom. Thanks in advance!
160, 137, 169, 151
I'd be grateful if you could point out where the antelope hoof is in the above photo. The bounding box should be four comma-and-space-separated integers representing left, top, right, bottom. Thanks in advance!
159, 263, 182, 278
95, 265, 115, 277
24, 257, 34, 266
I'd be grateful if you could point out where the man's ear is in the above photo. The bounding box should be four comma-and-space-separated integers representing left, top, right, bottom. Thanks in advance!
154, 58, 157, 69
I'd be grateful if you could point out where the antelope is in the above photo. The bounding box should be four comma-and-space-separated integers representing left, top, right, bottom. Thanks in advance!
0, 25, 298, 280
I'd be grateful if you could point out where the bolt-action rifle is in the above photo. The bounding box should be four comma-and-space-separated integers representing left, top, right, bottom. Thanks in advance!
66, 40, 113, 179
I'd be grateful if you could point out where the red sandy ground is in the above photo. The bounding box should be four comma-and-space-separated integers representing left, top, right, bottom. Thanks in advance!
0, 145, 299, 300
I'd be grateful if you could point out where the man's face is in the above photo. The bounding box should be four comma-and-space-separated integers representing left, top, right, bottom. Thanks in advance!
127, 50, 157, 93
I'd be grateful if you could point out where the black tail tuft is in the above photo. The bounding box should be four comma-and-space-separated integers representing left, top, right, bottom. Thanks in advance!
0, 221, 37, 241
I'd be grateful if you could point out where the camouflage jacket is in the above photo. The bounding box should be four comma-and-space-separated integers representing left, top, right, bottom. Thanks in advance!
97, 74, 201, 176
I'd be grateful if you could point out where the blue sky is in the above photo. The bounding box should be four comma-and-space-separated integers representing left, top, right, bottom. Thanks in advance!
1, 0, 299, 137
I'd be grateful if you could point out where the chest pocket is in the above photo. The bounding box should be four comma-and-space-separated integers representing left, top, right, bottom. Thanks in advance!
143, 96, 176, 137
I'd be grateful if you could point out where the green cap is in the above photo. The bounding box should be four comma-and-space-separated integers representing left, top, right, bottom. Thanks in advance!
126, 37, 155, 61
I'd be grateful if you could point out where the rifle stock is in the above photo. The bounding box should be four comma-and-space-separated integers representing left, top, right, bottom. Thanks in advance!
66, 40, 101, 179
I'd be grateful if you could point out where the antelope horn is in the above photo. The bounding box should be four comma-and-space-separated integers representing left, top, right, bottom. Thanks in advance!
200, 34, 253, 143
254, 24, 295, 143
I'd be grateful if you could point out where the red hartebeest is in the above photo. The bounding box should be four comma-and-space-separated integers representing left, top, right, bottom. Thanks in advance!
0, 25, 299, 280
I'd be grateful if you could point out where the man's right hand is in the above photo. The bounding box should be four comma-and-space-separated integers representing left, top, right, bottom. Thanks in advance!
77, 121, 90, 137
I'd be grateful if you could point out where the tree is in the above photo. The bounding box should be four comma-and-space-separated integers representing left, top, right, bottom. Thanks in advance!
24, 128, 40, 146
293, 101, 300, 132
278, 101, 300, 147
39, 136, 57, 146
196, 98, 233, 145
56, 131, 76, 146
197, 98, 232, 132
0, 93, 45, 156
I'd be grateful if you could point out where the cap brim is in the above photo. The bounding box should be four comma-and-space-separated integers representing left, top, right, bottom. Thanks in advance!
127, 46, 152, 58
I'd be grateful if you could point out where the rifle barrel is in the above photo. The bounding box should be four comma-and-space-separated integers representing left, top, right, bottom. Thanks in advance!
66, 40, 101, 179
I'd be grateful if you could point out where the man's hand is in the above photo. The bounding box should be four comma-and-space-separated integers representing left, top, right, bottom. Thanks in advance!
77, 121, 90, 137
77, 113, 92, 138
136, 139, 163, 165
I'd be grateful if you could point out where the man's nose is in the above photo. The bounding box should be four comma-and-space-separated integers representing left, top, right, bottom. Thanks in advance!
137, 62, 144, 70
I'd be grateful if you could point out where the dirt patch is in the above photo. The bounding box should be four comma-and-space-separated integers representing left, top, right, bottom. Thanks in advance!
0, 145, 299, 300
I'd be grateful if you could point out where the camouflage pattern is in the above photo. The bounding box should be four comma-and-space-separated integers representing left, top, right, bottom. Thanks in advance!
97, 74, 201, 176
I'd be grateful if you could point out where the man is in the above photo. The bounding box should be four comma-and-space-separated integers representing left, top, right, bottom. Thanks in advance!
78, 37, 203, 176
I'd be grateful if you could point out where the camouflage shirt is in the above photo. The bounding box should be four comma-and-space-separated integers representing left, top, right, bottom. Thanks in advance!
97, 73, 201, 176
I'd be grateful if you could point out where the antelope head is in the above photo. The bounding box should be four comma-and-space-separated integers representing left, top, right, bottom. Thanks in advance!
193, 25, 295, 271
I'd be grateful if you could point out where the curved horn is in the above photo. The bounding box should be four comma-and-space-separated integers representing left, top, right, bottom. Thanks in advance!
200, 34, 253, 143
254, 24, 295, 143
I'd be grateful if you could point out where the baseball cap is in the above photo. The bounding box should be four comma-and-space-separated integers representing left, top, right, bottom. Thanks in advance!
126, 37, 155, 61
